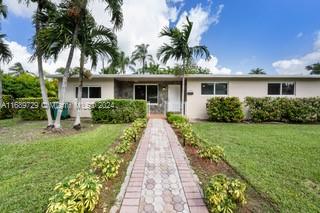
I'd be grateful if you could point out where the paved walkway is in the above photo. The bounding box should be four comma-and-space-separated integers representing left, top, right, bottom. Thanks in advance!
119, 119, 208, 213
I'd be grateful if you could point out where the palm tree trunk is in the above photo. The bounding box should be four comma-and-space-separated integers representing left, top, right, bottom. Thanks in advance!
180, 60, 186, 115
0, 70, 3, 108
142, 58, 145, 74
35, 4, 54, 128
73, 50, 85, 130
181, 74, 185, 115
54, 23, 80, 129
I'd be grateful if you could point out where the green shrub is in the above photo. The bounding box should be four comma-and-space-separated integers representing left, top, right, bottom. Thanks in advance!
91, 153, 123, 180
207, 97, 244, 122
167, 113, 188, 124
46, 172, 102, 213
15, 97, 58, 121
166, 111, 180, 118
198, 144, 224, 162
180, 122, 201, 147
115, 118, 147, 154
91, 99, 147, 124
115, 140, 132, 154
205, 174, 247, 213
245, 97, 320, 123
0, 95, 14, 119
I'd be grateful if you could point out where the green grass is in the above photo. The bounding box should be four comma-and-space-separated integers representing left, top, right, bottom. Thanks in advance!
0, 122, 124, 212
0, 118, 98, 144
193, 122, 320, 212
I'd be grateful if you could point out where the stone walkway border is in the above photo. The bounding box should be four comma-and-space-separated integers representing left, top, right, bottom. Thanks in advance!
118, 119, 208, 213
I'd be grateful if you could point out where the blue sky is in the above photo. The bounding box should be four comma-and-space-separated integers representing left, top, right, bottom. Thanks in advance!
2, 0, 320, 74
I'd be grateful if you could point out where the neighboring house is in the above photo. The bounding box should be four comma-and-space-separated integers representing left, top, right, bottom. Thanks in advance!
48, 74, 320, 120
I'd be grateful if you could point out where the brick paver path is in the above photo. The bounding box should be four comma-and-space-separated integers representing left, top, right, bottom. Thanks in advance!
119, 119, 208, 213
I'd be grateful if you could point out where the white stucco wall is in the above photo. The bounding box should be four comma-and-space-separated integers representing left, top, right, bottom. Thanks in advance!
59, 78, 114, 117
185, 79, 320, 120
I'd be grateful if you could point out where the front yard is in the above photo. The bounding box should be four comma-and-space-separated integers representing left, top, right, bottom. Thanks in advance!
193, 123, 320, 212
0, 119, 124, 212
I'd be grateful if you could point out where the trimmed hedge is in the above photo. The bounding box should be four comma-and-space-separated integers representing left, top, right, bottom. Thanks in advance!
16, 97, 58, 121
91, 99, 147, 124
167, 114, 188, 124
206, 97, 244, 122
0, 95, 14, 119
245, 97, 320, 123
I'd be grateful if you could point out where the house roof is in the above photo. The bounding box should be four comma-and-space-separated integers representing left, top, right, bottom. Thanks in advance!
46, 73, 320, 80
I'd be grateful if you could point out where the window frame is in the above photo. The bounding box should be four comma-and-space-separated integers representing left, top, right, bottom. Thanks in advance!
267, 82, 295, 96
75, 86, 102, 99
201, 82, 229, 96
133, 84, 159, 105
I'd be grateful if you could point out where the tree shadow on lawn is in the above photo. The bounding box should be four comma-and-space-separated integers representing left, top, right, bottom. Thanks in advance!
0, 118, 99, 144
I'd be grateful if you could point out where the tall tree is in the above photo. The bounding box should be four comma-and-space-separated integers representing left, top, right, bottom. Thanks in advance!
8, 62, 35, 76
38, 0, 123, 129
0, 1, 12, 108
157, 17, 210, 114
306, 63, 320, 75
249, 68, 266, 75
103, 50, 134, 74
74, 15, 117, 129
131, 43, 153, 74
19, 0, 56, 128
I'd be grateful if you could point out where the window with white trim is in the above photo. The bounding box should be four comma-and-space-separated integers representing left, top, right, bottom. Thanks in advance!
201, 83, 228, 95
267, 82, 295, 95
75, 87, 101, 98
134, 84, 158, 104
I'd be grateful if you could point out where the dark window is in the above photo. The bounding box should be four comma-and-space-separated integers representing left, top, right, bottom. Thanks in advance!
147, 85, 158, 104
89, 87, 101, 98
135, 85, 146, 100
282, 83, 295, 95
134, 85, 158, 104
268, 83, 281, 95
76, 87, 101, 98
201, 83, 214, 95
76, 87, 89, 98
215, 83, 228, 95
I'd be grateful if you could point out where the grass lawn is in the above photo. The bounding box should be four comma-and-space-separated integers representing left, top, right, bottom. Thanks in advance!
193, 122, 320, 212
0, 119, 124, 212
0, 118, 98, 144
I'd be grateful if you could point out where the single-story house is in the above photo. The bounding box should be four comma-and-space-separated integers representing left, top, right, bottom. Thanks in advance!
48, 74, 320, 120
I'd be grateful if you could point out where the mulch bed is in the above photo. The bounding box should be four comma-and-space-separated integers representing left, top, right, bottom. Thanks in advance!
94, 132, 141, 213
174, 128, 280, 213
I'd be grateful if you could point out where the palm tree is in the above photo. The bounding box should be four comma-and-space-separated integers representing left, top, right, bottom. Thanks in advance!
0, 1, 12, 108
131, 44, 153, 74
104, 50, 134, 74
38, 0, 123, 129
306, 63, 320, 75
38, 7, 118, 129
74, 15, 117, 130
8, 62, 33, 76
157, 16, 211, 115
249, 68, 266, 75
55, 67, 81, 76
19, 0, 56, 128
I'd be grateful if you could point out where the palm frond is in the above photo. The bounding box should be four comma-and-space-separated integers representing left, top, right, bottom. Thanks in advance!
104, 0, 123, 30
190, 45, 211, 60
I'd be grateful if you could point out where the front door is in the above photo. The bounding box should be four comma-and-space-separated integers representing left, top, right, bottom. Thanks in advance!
168, 85, 181, 112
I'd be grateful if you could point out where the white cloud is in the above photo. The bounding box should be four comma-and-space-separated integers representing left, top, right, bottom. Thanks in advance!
176, 4, 224, 46
197, 56, 232, 74
2, 39, 83, 75
272, 32, 320, 75
4, 0, 229, 74
4, 0, 36, 18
